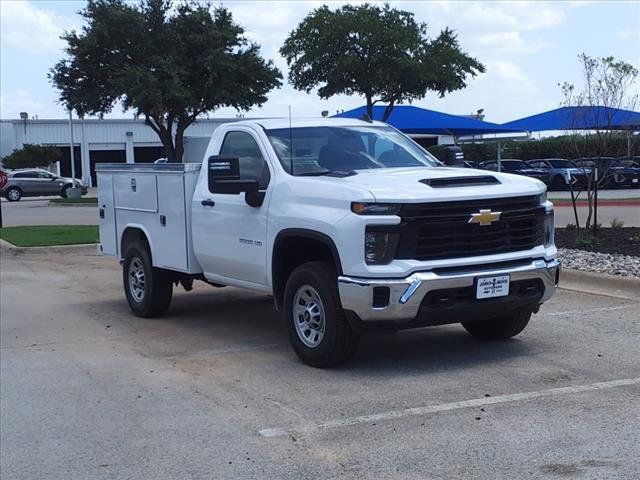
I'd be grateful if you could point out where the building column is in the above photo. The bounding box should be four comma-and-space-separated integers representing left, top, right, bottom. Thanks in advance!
125, 131, 134, 163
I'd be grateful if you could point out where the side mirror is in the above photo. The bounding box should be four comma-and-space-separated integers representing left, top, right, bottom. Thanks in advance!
207, 155, 264, 207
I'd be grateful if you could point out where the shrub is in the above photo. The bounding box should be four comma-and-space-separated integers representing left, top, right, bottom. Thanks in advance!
2, 144, 62, 169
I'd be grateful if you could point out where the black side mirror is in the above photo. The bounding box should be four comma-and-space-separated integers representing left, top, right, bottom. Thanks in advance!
207, 155, 265, 207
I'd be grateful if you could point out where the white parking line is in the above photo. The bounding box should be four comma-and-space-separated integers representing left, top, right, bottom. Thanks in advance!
259, 377, 640, 438
547, 304, 635, 316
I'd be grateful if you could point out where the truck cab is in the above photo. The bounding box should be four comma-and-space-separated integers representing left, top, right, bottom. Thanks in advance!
97, 118, 559, 367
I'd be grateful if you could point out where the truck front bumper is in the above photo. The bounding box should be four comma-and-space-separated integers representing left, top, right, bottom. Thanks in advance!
338, 258, 560, 325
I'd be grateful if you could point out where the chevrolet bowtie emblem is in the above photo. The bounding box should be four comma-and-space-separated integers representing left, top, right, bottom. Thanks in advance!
468, 209, 501, 226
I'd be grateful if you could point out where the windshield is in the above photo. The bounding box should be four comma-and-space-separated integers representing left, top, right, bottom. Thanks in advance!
549, 160, 577, 168
502, 160, 525, 170
264, 125, 439, 175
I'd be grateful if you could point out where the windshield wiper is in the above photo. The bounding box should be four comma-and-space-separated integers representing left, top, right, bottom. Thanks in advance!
296, 170, 333, 176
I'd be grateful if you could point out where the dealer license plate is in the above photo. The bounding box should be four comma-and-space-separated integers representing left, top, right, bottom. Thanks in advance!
476, 275, 510, 299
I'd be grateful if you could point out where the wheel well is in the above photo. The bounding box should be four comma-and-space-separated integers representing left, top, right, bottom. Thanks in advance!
120, 227, 150, 259
272, 232, 342, 310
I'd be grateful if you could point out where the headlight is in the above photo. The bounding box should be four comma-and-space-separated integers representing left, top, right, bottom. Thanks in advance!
538, 191, 547, 204
543, 210, 554, 247
364, 228, 399, 264
352, 202, 401, 215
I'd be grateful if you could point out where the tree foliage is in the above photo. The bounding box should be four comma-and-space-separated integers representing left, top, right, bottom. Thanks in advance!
2, 144, 63, 170
428, 134, 640, 163
50, 0, 282, 161
280, 3, 484, 121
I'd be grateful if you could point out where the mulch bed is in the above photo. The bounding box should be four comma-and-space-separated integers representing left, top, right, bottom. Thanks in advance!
555, 227, 640, 257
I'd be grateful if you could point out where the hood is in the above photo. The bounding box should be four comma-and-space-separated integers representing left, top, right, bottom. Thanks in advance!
334, 167, 545, 202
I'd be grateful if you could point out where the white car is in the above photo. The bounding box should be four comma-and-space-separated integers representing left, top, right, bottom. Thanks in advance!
96, 118, 559, 367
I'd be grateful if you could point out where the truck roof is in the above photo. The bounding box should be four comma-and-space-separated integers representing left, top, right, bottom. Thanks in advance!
232, 117, 388, 130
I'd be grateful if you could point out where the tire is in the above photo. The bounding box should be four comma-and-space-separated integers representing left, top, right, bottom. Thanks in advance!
60, 184, 71, 198
462, 310, 531, 340
122, 241, 173, 317
283, 261, 360, 367
5, 186, 22, 202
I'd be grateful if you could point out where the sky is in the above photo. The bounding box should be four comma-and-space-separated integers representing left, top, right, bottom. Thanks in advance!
0, 0, 639, 124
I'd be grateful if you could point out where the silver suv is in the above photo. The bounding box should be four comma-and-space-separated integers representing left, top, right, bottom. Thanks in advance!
1, 169, 87, 201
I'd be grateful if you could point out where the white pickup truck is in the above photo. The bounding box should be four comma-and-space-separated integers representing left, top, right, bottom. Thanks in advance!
96, 118, 559, 367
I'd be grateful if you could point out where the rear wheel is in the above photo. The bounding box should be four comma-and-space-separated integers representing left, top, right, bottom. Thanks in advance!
5, 186, 22, 201
462, 310, 531, 340
123, 241, 173, 317
284, 261, 360, 367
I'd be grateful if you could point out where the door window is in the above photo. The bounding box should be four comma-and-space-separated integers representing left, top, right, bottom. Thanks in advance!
219, 131, 270, 189
13, 171, 38, 178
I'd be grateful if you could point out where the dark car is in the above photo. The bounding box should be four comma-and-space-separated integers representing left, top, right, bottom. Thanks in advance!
478, 159, 550, 184
574, 157, 639, 189
526, 158, 591, 190
608, 159, 640, 189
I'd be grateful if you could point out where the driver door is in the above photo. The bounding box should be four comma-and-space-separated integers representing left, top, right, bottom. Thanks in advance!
192, 128, 272, 287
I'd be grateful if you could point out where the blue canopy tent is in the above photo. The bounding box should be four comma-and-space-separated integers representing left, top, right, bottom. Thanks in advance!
335, 105, 523, 136
501, 106, 640, 132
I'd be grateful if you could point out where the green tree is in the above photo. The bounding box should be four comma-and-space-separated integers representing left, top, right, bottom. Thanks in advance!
50, 0, 282, 162
280, 3, 484, 121
2, 145, 62, 170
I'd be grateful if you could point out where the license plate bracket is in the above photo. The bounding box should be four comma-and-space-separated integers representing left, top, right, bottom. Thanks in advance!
475, 274, 510, 299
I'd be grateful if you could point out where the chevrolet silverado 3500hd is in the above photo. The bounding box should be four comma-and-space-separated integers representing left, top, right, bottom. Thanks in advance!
96, 118, 559, 367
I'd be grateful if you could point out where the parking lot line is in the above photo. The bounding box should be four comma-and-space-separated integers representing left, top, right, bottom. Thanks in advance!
546, 304, 635, 316
259, 377, 640, 438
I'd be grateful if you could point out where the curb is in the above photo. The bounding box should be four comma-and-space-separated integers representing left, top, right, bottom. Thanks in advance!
560, 268, 640, 301
0, 239, 99, 256
47, 201, 98, 207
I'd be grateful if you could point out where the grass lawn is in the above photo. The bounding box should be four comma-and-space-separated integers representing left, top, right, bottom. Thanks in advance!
0, 225, 99, 247
49, 197, 98, 204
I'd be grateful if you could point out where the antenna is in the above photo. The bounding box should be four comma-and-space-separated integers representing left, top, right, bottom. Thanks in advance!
288, 105, 294, 175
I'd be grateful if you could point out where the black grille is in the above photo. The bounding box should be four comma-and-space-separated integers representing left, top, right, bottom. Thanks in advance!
395, 195, 545, 261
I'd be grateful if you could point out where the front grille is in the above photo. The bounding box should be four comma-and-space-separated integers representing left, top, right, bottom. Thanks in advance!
395, 196, 545, 261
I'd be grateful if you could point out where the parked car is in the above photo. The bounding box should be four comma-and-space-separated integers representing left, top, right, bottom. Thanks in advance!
607, 159, 640, 189
478, 159, 550, 185
526, 158, 591, 190
1, 169, 87, 201
573, 157, 631, 189
96, 118, 558, 367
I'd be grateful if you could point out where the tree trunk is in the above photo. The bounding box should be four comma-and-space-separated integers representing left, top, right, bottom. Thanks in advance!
366, 95, 374, 120
382, 100, 396, 122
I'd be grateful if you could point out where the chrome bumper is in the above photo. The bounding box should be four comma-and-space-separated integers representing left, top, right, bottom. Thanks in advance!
338, 258, 560, 322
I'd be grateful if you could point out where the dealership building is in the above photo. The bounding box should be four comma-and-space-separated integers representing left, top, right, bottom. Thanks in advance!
1, 106, 498, 186
0, 117, 240, 186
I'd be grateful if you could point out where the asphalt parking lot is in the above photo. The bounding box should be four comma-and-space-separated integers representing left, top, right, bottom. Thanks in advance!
1, 249, 639, 479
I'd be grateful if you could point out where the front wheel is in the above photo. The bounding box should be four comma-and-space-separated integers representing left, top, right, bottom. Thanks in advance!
123, 241, 173, 317
5, 187, 22, 201
284, 261, 360, 367
462, 310, 531, 340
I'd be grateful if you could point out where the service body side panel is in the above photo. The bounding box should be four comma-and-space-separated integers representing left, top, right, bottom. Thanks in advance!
96, 163, 203, 274
97, 172, 117, 256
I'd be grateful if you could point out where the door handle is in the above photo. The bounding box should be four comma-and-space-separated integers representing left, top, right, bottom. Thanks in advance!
201, 199, 215, 207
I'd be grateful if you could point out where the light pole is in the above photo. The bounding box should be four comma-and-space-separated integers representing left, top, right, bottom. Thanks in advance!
67, 109, 81, 198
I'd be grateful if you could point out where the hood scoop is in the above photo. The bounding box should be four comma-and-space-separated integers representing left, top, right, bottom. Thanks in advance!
420, 175, 501, 188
